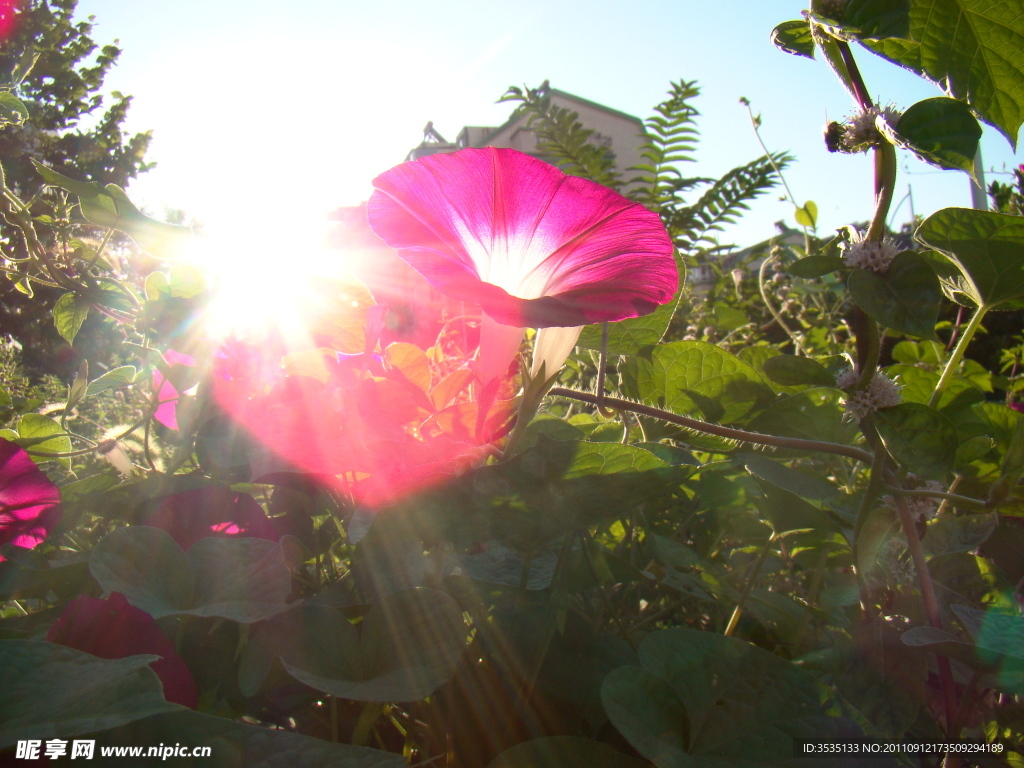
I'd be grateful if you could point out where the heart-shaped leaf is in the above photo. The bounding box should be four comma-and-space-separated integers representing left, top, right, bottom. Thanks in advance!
0, 641, 179, 748
888, 97, 982, 175
771, 19, 815, 59
270, 588, 466, 702
90, 526, 290, 622
620, 340, 773, 423
847, 251, 942, 340
863, 0, 1024, 147
916, 207, 1024, 310
874, 402, 958, 479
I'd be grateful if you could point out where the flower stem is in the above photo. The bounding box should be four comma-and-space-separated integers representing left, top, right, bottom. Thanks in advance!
759, 252, 808, 356
928, 305, 989, 409
547, 387, 874, 463
892, 494, 958, 736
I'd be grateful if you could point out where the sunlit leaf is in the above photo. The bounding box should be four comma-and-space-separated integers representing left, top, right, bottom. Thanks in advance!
578, 290, 681, 358
887, 97, 982, 174
17, 414, 71, 468
53, 292, 90, 345
0, 91, 29, 127
862, 0, 1024, 147
916, 208, 1024, 310
86, 365, 138, 396
771, 19, 815, 59
33, 162, 191, 258
620, 340, 773, 423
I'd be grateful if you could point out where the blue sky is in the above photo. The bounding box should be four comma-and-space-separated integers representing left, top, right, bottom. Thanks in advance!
76, 0, 1020, 262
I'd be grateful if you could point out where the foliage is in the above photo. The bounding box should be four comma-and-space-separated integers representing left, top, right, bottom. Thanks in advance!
3, 0, 1024, 765
0, 0, 153, 380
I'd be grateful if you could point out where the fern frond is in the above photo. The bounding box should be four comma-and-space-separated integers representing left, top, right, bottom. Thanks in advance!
627, 80, 702, 208
669, 152, 791, 253
499, 83, 621, 189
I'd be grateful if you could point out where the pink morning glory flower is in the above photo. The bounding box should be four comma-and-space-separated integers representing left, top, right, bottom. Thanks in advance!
47, 592, 198, 708
142, 485, 279, 551
0, 438, 61, 560
367, 147, 677, 382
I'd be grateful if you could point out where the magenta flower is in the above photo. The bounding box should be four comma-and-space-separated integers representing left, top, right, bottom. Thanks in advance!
142, 485, 279, 551
0, 438, 61, 561
46, 592, 198, 708
152, 349, 196, 431
367, 147, 677, 381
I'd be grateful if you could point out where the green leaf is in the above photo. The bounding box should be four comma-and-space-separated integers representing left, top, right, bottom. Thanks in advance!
601, 667, 689, 767
489, 736, 652, 768
903, 607, 1024, 692
620, 340, 773, 423
89, 526, 290, 622
753, 477, 841, 535
874, 403, 958, 479
787, 255, 845, 278
274, 589, 466, 702
761, 355, 836, 388
0, 91, 29, 127
17, 414, 71, 468
771, 19, 815, 59
844, 0, 911, 39
951, 604, 1024, 663
0, 641, 179, 748
847, 252, 942, 340
67, 359, 89, 412
458, 542, 556, 590
916, 207, 1024, 310
862, 0, 1024, 147
53, 292, 90, 344
794, 200, 818, 228
578, 290, 680, 357
419, 437, 688, 550
86, 365, 138, 396
923, 513, 997, 557
602, 628, 863, 766
889, 97, 982, 174
830, 628, 925, 741
95, 711, 405, 768
741, 453, 840, 501
746, 387, 852, 446
33, 161, 190, 258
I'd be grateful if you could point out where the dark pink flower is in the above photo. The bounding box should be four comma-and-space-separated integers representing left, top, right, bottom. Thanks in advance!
0, 438, 61, 561
142, 486, 279, 551
46, 592, 197, 708
367, 147, 677, 380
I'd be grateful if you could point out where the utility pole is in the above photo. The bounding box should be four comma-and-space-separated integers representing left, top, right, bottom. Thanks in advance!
970, 146, 988, 210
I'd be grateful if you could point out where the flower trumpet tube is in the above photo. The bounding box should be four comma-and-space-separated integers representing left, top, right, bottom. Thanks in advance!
367, 147, 677, 382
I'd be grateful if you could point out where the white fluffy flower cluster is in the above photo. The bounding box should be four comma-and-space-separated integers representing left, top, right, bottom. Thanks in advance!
879, 533, 916, 587
842, 105, 901, 151
841, 230, 902, 274
835, 368, 902, 420
883, 479, 946, 522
